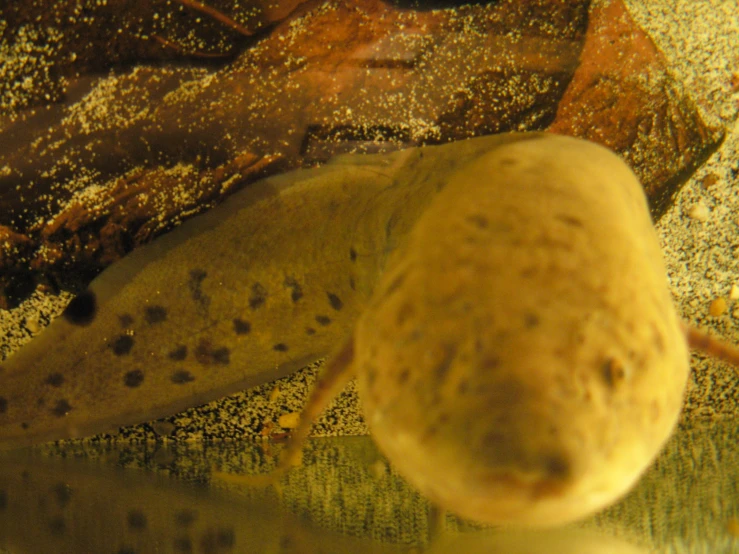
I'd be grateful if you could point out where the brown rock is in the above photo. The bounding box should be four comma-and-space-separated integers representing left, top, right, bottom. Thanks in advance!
0, 0, 724, 307
548, 0, 723, 216
0, 1, 308, 99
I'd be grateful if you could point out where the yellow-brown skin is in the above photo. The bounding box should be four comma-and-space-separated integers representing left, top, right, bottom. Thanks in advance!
2, 131, 696, 527
0, 133, 538, 450
354, 135, 689, 526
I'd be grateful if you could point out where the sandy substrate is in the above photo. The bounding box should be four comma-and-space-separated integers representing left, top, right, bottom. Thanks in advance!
0, 0, 738, 444
625, 0, 739, 423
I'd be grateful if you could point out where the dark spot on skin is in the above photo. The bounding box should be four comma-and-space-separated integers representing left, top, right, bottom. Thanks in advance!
127, 509, 148, 530
396, 302, 415, 326
111, 335, 135, 356
189, 269, 207, 290
499, 156, 518, 166
171, 371, 195, 384
482, 430, 505, 450
144, 305, 168, 324
383, 271, 406, 298
555, 213, 584, 227
45, 373, 65, 387
219, 528, 237, 548
273, 343, 289, 352
305, 327, 316, 335
349, 247, 357, 262
397, 368, 410, 385
168, 345, 188, 361
174, 537, 193, 553
349, 276, 356, 290
422, 424, 439, 439
0, 489, 6, 511
0, 396, 6, 414
651, 323, 666, 353
457, 379, 470, 394
465, 213, 489, 229
51, 399, 72, 417
188, 269, 210, 312
520, 266, 537, 278
124, 370, 145, 388
200, 527, 236, 552
118, 314, 134, 328
544, 454, 571, 479
195, 339, 230, 365
601, 358, 627, 389
524, 312, 539, 328
175, 509, 198, 528
482, 356, 500, 370
327, 292, 343, 311
249, 282, 267, 309
62, 290, 97, 326
212, 348, 230, 364
433, 346, 456, 381
49, 515, 66, 536
284, 276, 303, 302
53, 482, 72, 507
315, 315, 331, 326
233, 318, 251, 335
21, 422, 29, 430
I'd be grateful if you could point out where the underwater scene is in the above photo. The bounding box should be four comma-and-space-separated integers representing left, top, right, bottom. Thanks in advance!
0, 0, 738, 552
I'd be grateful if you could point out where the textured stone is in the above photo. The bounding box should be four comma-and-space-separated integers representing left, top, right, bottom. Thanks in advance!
0, 0, 723, 307
548, 0, 724, 216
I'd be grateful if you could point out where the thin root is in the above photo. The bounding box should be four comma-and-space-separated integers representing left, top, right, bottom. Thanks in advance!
212, 338, 356, 487
683, 322, 739, 368
174, 0, 254, 36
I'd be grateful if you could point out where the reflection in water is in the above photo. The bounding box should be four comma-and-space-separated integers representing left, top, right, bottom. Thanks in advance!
1, 419, 738, 553
427, 529, 647, 554
0, 438, 412, 554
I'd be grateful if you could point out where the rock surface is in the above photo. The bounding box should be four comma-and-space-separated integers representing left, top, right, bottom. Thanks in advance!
549, 0, 722, 215
0, 0, 724, 308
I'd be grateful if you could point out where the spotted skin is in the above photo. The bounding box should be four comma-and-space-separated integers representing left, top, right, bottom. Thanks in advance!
247, 135, 692, 527
1, 133, 697, 527
0, 133, 536, 449
355, 136, 692, 526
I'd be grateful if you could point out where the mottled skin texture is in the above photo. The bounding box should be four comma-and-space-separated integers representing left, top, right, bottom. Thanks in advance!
0, 133, 535, 449
0, 153, 387, 447
0, 133, 692, 528
353, 136, 689, 525
214, 134, 692, 527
